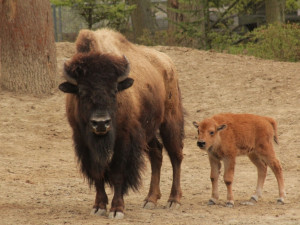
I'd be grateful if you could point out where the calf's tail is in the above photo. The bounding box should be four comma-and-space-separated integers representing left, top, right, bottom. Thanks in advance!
267, 117, 279, 144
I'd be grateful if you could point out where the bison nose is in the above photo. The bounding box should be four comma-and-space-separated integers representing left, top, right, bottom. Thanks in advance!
197, 140, 206, 148
90, 118, 111, 135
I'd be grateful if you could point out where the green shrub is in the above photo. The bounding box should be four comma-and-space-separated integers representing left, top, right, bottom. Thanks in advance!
209, 31, 243, 52
245, 23, 300, 62
136, 29, 170, 46
134, 21, 300, 63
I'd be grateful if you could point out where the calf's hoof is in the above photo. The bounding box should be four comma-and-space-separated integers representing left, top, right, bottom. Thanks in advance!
251, 195, 259, 202
277, 198, 284, 205
90, 208, 107, 216
240, 195, 258, 206
208, 198, 217, 205
225, 201, 234, 208
143, 201, 156, 209
108, 211, 124, 219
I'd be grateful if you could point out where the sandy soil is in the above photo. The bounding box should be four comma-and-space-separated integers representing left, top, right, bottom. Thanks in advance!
1, 42, 300, 225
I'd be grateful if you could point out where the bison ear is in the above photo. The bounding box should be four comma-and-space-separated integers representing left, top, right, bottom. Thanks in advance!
193, 121, 199, 128
217, 124, 227, 131
117, 78, 134, 92
59, 82, 78, 94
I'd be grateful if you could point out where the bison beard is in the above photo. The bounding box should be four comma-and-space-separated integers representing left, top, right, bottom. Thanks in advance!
74, 117, 145, 193
72, 128, 115, 185
85, 125, 115, 165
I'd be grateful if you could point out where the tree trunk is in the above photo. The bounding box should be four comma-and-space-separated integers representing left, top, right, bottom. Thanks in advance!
167, 0, 182, 32
196, 0, 209, 49
175, 0, 209, 49
265, 0, 285, 24
0, 0, 57, 95
128, 0, 156, 41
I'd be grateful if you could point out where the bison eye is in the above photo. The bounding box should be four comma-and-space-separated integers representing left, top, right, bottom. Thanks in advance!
110, 89, 117, 97
209, 131, 214, 136
78, 90, 84, 96
78, 88, 88, 97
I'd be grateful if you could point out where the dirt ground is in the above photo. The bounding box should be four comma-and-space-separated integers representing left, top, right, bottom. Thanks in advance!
1, 42, 300, 225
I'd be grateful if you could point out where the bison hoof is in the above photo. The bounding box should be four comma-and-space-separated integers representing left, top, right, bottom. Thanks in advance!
143, 201, 156, 209
225, 201, 234, 208
90, 208, 107, 216
240, 201, 255, 206
277, 198, 284, 205
240, 195, 258, 206
208, 198, 217, 205
108, 211, 124, 219
166, 201, 181, 209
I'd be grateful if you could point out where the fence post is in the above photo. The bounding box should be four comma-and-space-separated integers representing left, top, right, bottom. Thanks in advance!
58, 6, 62, 41
52, 4, 58, 42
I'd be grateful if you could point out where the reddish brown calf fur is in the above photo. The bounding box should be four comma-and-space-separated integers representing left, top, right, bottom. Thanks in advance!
193, 113, 285, 207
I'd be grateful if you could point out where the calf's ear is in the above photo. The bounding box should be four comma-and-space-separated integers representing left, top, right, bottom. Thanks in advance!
217, 124, 227, 131
117, 78, 134, 92
59, 82, 78, 94
193, 121, 199, 128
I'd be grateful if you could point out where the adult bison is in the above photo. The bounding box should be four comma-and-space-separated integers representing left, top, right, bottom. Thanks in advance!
59, 28, 184, 219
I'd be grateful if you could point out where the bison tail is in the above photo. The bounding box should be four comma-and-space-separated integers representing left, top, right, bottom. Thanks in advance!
267, 117, 279, 145
274, 135, 279, 145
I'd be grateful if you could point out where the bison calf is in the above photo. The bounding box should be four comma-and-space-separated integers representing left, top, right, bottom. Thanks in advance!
193, 113, 285, 207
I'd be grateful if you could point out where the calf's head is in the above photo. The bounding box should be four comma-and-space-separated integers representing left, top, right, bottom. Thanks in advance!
59, 52, 133, 136
193, 119, 227, 150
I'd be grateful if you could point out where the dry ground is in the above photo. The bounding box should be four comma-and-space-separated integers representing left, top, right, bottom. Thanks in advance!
1, 42, 300, 225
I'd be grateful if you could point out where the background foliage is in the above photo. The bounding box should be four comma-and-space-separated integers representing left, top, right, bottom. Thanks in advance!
244, 23, 300, 61
51, 0, 300, 62
51, 0, 135, 30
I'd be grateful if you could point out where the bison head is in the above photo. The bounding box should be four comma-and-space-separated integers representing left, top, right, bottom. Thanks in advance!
59, 52, 133, 164
193, 119, 227, 151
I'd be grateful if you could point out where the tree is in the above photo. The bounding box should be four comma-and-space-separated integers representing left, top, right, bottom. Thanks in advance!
167, 0, 182, 32
167, 0, 264, 49
127, 0, 156, 41
51, 0, 135, 30
169, 0, 211, 48
0, 0, 57, 95
198, 0, 209, 49
265, 0, 285, 24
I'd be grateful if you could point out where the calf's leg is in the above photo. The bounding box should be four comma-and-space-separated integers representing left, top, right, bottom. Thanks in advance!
144, 137, 163, 209
248, 153, 267, 202
160, 120, 184, 209
261, 146, 285, 204
223, 156, 236, 207
208, 155, 221, 205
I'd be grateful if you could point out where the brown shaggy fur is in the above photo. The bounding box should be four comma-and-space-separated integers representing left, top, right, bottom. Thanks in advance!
60, 28, 184, 218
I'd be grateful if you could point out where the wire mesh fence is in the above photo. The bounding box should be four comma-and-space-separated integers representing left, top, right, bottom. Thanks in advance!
52, 5, 89, 42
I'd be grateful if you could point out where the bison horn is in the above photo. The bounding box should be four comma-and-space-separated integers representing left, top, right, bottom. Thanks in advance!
63, 70, 78, 85
63, 61, 78, 85
117, 55, 130, 83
